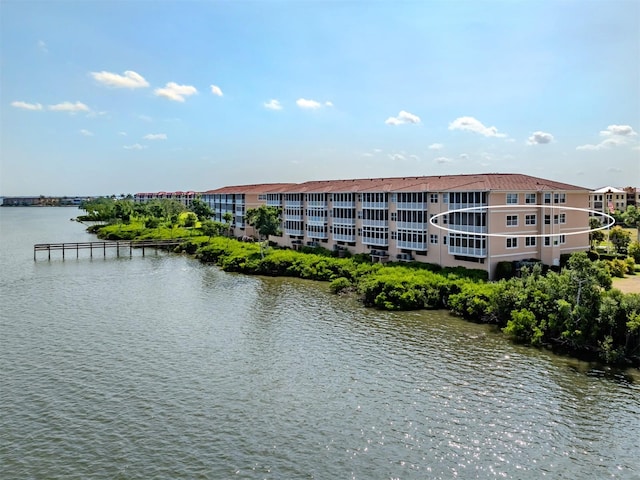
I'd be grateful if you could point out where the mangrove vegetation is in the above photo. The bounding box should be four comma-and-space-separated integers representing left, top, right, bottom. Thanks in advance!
77, 196, 640, 367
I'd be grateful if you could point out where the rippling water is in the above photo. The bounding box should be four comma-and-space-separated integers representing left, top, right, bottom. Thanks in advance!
1, 207, 639, 479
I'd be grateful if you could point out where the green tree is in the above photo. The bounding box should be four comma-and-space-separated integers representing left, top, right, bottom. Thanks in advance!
79, 197, 116, 221
113, 199, 133, 222
609, 226, 631, 254
222, 212, 234, 237
589, 217, 605, 249
245, 205, 282, 257
180, 211, 198, 228
200, 219, 225, 241
190, 198, 214, 221
621, 205, 640, 241
629, 241, 640, 263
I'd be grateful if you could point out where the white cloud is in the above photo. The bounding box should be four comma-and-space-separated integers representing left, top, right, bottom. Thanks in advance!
527, 131, 554, 145
210, 85, 223, 97
11, 101, 43, 111
296, 98, 322, 109
600, 124, 637, 137
388, 153, 406, 161
143, 133, 167, 140
435, 156, 452, 164
577, 124, 637, 150
448, 116, 507, 137
118, 131, 127, 136
154, 82, 198, 102
409, 154, 420, 161
325, 101, 334, 107
123, 143, 147, 150
362, 152, 374, 157
48, 101, 90, 113
80, 129, 93, 136
385, 110, 421, 125
576, 143, 600, 151
138, 114, 152, 122
428, 143, 443, 150
37, 40, 48, 53
264, 99, 283, 110
91, 70, 149, 89
459, 153, 469, 160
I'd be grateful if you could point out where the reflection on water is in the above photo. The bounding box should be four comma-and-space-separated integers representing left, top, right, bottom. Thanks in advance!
1, 208, 639, 479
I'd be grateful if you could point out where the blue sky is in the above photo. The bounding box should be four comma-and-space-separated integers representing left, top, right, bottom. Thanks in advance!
1, 0, 638, 196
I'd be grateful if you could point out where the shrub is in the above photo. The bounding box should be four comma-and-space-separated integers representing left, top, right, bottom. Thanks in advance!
625, 257, 636, 274
629, 241, 640, 263
495, 261, 514, 280
329, 277, 353, 294
607, 259, 627, 278
503, 308, 544, 345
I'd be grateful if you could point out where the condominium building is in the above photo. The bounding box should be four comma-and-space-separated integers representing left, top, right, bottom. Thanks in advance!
203, 173, 591, 279
589, 186, 627, 215
133, 190, 197, 207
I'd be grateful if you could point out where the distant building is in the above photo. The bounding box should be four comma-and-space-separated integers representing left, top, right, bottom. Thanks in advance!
133, 191, 197, 207
202, 173, 591, 279
1, 196, 91, 206
589, 186, 628, 215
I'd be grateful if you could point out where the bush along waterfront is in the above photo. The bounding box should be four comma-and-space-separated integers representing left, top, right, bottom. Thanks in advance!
78, 198, 640, 368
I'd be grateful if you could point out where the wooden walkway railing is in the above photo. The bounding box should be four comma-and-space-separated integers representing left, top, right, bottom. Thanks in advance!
34, 239, 189, 260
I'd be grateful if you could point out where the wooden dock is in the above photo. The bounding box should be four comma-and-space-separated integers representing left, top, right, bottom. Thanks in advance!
34, 239, 188, 260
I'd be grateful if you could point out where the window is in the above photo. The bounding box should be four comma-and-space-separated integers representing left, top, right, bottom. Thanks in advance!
525, 214, 536, 225
430, 234, 438, 244
525, 193, 536, 204
525, 236, 536, 247
443, 193, 449, 204
391, 231, 397, 240
544, 193, 551, 204
443, 236, 447, 245
506, 193, 518, 204
544, 215, 551, 225
430, 193, 438, 203
506, 238, 518, 248
559, 235, 566, 244
559, 213, 566, 224
506, 215, 518, 227
554, 193, 566, 204
390, 212, 397, 221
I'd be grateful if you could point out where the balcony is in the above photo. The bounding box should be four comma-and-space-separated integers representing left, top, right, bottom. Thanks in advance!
396, 221, 427, 231
448, 246, 487, 257
333, 233, 356, 242
362, 201, 388, 209
332, 218, 356, 226
397, 240, 427, 250
307, 201, 328, 208
448, 203, 487, 212
307, 216, 327, 225
447, 224, 488, 234
333, 200, 356, 208
284, 214, 303, 221
396, 202, 427, 210
362, 219, 389, 227
362, 237, 388, 246
307, 231, 328, 239
284, 200, 303, 208
266, 199, 281, 207
285, 228, 304, 236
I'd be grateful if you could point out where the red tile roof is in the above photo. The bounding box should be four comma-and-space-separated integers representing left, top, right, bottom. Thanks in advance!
139, 174, 588, 198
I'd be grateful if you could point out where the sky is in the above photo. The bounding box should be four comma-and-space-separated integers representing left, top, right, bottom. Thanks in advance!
1, 0, 639, 197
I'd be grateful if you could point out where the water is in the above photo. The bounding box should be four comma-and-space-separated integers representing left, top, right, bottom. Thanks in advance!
1, 207, 639, 479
